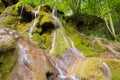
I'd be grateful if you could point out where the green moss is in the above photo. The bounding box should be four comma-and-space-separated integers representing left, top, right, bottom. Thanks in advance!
33, 32, 51, 50
54, 28, 69, 57
40, 11, 54, 26
0, 44, 18, 80
103, 59, 120, 80
17, 23, 28, 32
60, 19, 110, 57
65, 25, 100, 57
0, 1, 5, 14
67, 58, 106, 80
83, 51, 100, 57
13, 2, 23, 15
0, 4, 20, 29
0, 16, 20, 29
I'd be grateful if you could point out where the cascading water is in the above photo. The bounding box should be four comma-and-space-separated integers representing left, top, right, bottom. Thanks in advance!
29, 6, 40, 40
68, 37, 86, 59
20, 4, 24, 16
17, 43, 35, 79
0, 27, 37, 80
100, 60, 111, 80
50, 7, 81, 80
49, 31, 56, 54
56, 63, 79, 80
52, 7, 70, 48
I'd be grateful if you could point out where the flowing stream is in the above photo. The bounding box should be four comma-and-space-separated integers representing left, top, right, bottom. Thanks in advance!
29, 6, 40, 40
100, 60, 111, 80
20, 4, 24, 16
49, 31, 56, 54
50, 7, 81, 80
52, 7, 70, 48
17, 43, 35, 79
68, 37, 86, 59
50, 6, 112, 80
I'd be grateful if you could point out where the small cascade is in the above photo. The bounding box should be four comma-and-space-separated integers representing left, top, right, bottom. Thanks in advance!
56, 63, 79, 80
17, 42, 35, 79
48, 57, 79, 80
52, 7, 70, 48
49, 31, 56, 54
100, 60, 111, 80
50, 7, 86, 80
20, 4, 24, 16
29, 6, 40, 40
68, 37, 86, 59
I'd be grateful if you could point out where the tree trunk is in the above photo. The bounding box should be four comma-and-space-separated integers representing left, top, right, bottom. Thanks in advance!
97, 0, 115, 40
105, 0, 115, 37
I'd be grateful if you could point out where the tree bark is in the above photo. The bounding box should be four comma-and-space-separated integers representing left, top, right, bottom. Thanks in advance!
97, 0, 115, 40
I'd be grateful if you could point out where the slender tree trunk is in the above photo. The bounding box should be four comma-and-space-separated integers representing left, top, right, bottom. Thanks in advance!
105, 0, 115, 37
97, 0, 115, 40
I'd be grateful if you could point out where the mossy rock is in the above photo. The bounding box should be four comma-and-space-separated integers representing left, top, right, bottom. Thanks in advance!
0, 2, 33, 30
103, 59, 120, 80
0, 0, 5, 14
31, 6, 55, 50
0, 34, 18, 80
67, 58, 106, 80
40, 4, 52, 13
64, 23, 100, 57
40, 11, 54, 27
0, 35, 15, 52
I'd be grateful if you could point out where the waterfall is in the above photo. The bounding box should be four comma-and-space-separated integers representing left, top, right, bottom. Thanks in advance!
49, 57, 79, 80
100, 60, 111, 80
17, 42, 35, 79
49, 31, 56, 54
52, 7, 70, 48
68, 37, 85, 59
56, 63, 79, 80
29, 6, 40, 40
20, 4, 24, 16
50, 7, 80, 80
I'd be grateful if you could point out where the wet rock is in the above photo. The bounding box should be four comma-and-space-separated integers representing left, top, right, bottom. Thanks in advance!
57, 48, 86, 74
0, 27, 17, 80
0, 2, 33, 30
8, 37, 53, 80
0, 27, 57, 80
66, 58, 107, 80
0, 27, 16, 52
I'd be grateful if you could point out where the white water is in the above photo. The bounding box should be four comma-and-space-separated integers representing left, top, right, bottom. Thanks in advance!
52, 7, 70, 48
17, 43, 35, 79
100, 60, 111, 80
56, 63, 79, 80
50, 7, 80, 80
68, 37, 85, 58
49, 31, 56, 54
48, 58, 79, 80
29, 6, 40, 40
18, 43, 33, 69
20, 4, 24, 16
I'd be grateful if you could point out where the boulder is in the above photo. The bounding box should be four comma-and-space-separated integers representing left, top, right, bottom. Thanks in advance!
0, 26, 17, 80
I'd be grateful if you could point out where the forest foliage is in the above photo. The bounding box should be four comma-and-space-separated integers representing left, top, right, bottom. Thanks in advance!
1, 0, 120, 41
